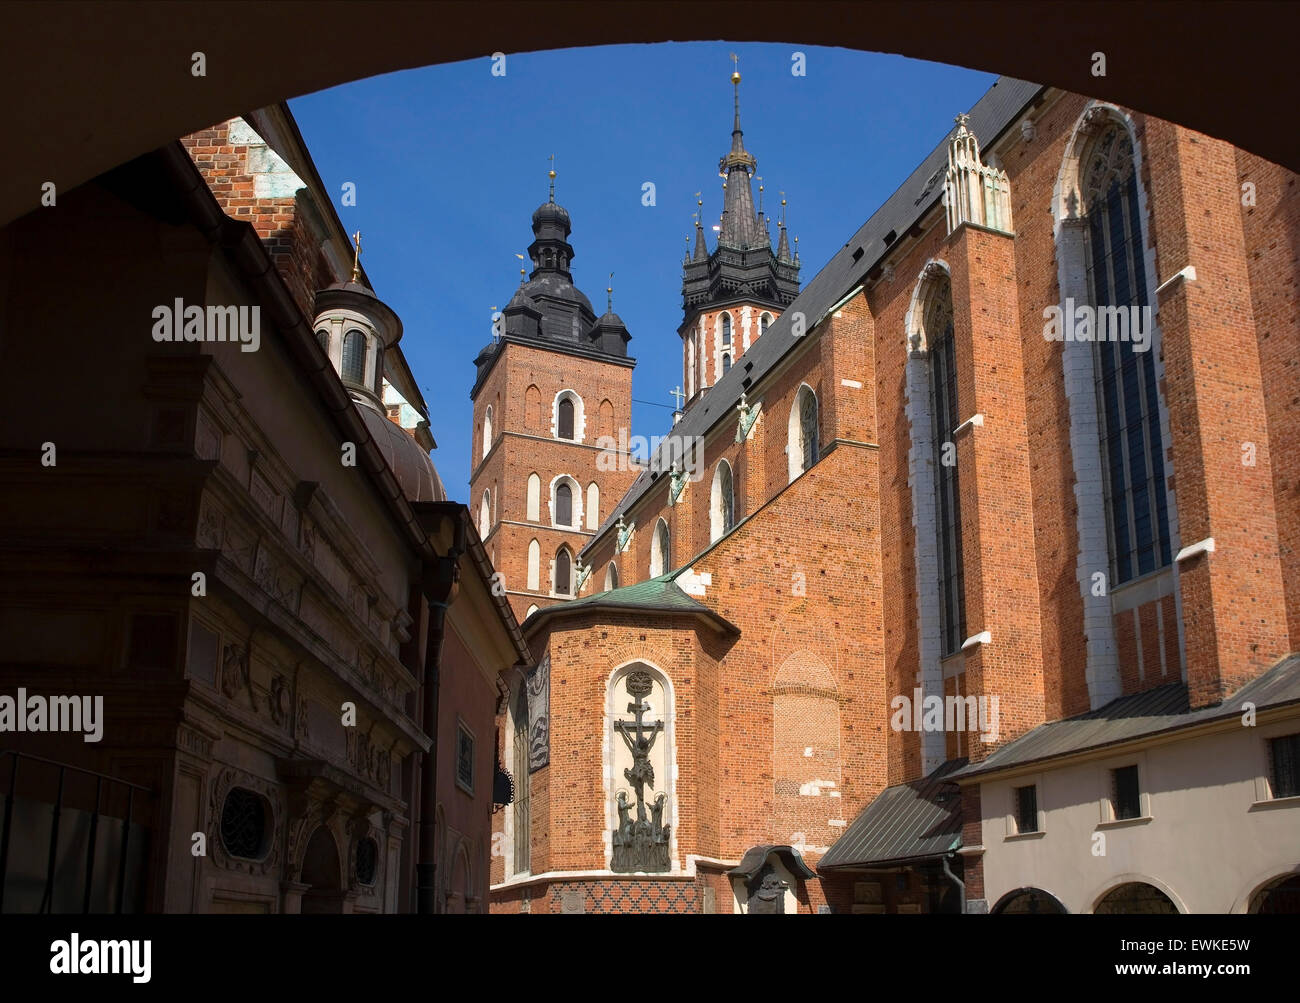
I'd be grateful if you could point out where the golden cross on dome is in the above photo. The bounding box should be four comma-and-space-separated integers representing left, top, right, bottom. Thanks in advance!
350, 230, 362, 282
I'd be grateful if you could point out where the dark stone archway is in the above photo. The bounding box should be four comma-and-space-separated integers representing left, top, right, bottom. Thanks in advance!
299, 826, 344, 915
0, 1, 1295, 233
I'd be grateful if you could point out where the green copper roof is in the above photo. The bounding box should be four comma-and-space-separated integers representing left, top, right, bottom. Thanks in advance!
524, 573, 738, 635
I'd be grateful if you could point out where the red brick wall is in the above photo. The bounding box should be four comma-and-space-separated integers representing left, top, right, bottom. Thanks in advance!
470, 341, 636, 622
180, 122, 331, 320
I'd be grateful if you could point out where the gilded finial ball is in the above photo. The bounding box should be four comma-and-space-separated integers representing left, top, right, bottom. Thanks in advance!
548, 169, 556, 179
731, 71, 741, 85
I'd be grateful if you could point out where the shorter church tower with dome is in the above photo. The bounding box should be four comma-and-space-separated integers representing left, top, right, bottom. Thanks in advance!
468, 169, 639, 625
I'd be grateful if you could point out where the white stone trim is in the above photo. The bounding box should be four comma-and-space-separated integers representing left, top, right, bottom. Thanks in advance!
551, 389, 586, 443
904, 259, 953, 775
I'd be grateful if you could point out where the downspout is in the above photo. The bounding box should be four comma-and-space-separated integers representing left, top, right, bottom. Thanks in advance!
415, 514, 466, 914
942, 852, 966, 915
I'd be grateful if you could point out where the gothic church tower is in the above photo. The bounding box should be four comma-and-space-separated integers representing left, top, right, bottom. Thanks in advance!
680, 68, 801, 407
469, 172, 637, 624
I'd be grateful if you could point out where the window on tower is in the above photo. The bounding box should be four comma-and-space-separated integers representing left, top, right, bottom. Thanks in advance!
555, 482, 573, 527
722, 352, 732, 375
557, 396, 575, 440
721, 312, 732, 346
760, 312, 773, 336
342, 329, 366, 385
554, 547, 572, 596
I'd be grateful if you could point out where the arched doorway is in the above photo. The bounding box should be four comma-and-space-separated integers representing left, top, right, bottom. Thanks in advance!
1250, 874, 1300, 914
300, 826, 344, 914
991, 887, 1068, 915
1094, 881, 1179, 914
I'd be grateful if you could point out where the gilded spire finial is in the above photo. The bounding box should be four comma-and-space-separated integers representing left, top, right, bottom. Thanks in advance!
757, 176, 764, 215
779, 191, 787, 228
548, 153, 556, 202
607, 271, 614, 312
515, 251, 526, 284
350, 230, 362, 282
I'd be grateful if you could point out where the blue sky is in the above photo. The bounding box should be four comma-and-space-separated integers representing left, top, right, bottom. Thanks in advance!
290, 43, 996, 497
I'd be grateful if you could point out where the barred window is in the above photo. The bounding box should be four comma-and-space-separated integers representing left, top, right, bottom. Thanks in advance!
1111, 764, 1141, 820
455, 721, 475, 795
1015, 784, 1039, 834
927, 283, 966, 657
1084, 124, 1171, 585
1270, 734, 1300, 799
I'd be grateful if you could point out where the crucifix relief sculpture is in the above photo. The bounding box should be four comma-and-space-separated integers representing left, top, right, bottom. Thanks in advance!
611, 669, 671, 873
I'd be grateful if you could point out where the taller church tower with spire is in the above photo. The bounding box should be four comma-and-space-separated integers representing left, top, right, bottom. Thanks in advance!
469, 169, 638, 624
680, 65, 801, 407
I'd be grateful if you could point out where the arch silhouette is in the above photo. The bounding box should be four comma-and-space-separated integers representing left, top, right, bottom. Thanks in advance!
3, 4, 1292, 237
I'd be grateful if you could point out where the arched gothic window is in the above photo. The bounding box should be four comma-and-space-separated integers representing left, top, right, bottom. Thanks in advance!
760, 312, 773, 336
557, 396, 575, 440
710, 462, 735, 543
342, 329, 366, 384
526, 473, 541, 521
1083, 124, 1172, 584
721, 312, 732, 347
927, 280, 967, 657
605, 562, 620, 592
483, 406, 493, 458
555, 482, 573, 527
554, 547, 572, 596
526, 539, 540, 591
722, 352, 732, 375
650, 518, 670, 577
479, 489, 491, 540
787, 384, 819, 482
586, 482, 600, 530
512, 684, 530, 874
316, 328, 329, 353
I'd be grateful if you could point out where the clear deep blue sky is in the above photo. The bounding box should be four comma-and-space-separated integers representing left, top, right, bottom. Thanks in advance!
290, 43, 996, 497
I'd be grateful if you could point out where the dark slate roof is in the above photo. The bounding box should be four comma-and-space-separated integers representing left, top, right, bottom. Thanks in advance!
817, 759, 966, 870
952, 654, 1300, 781
585, 76, 1045, 556
521, 572, 739, 636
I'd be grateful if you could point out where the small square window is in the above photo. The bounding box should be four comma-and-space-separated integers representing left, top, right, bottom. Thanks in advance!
455, 721, 475, 796
1015, 784, 1039, 833
1269, 733, 1300, 799
1111, 765, 1141, 820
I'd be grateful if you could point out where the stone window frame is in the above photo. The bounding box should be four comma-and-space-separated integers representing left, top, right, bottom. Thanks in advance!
709, 460, 735, 543
1052, 102, 1185, 709
552, 389, 586, 443
548, 473, 583, 529
786, 382, 820, 483
649, 517, 670, 577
